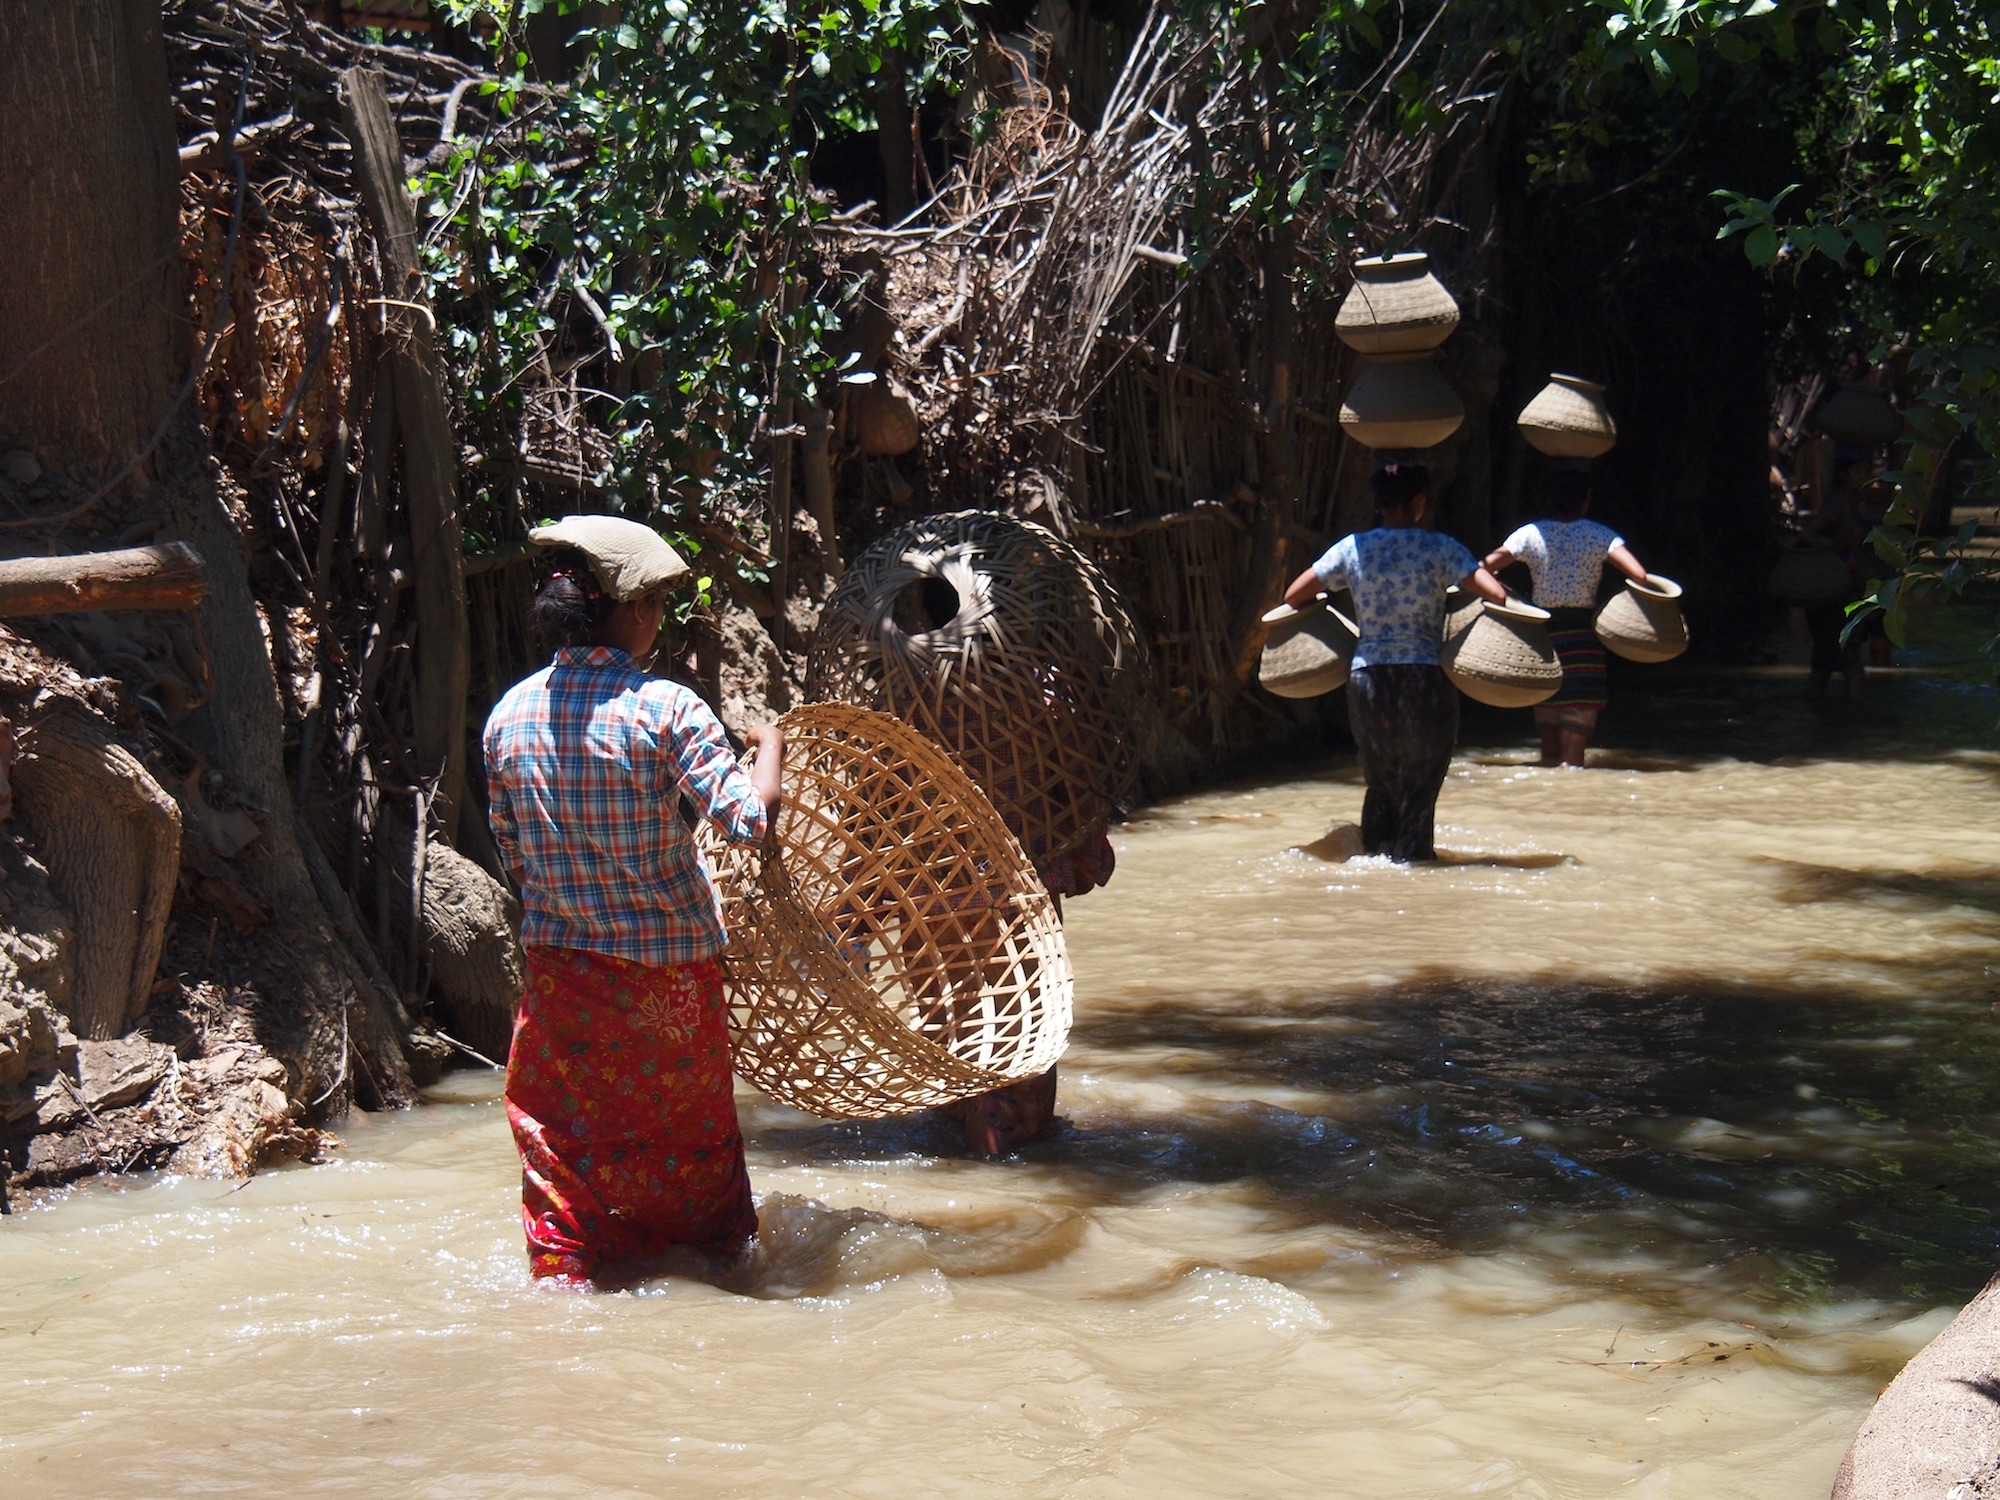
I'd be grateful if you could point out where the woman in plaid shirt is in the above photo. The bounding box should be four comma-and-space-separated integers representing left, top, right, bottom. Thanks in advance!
483, 516, 784, 1287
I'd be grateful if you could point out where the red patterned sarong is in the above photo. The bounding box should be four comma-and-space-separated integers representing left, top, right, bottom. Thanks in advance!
505, 946, 756, 1281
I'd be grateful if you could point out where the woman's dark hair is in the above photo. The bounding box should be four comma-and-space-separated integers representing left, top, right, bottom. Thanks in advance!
1544, 468, 1592, 521
530, 545, 617, 650
1370, 462, 1429, 514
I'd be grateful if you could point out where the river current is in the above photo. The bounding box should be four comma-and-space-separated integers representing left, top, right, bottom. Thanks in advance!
6, 619, 2000, 1497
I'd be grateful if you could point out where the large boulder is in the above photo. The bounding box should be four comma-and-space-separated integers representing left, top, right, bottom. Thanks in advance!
1833, 1274, 2000, 1498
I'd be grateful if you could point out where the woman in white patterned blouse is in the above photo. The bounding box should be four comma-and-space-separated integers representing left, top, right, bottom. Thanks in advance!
1482, 467, 1650, 768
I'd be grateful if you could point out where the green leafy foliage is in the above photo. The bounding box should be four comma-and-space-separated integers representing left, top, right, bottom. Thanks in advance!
419, 0, 968, 559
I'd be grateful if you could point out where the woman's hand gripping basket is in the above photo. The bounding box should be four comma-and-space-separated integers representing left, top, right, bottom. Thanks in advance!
701, 703, 1073, 1119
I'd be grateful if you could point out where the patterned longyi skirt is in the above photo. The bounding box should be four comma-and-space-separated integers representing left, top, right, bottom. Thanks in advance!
505, 945, 756, 1282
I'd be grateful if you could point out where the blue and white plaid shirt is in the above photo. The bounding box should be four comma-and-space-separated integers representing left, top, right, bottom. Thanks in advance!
483, 646, 768, 967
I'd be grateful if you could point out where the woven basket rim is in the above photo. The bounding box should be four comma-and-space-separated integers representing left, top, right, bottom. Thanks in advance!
1483, 596, 1550, 623
1262, 595, 1357, 634
1628, 574, 1683, 601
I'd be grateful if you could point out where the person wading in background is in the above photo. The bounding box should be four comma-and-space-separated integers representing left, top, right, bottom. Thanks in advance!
1284, 460, 1506, 862
1482, 464, 1651, 767
483, 515, 785, 1288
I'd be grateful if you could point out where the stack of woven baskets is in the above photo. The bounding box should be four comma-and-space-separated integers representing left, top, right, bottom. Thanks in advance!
1336, 253, 1465, 451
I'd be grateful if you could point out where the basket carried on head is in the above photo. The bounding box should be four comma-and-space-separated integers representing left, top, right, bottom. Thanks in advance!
806, 511, 1148, 872
701, 703, 1072, 1120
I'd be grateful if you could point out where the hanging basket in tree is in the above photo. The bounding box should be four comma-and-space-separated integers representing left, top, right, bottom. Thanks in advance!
805, 511, 1148, 871
702, 703, 1072, 1119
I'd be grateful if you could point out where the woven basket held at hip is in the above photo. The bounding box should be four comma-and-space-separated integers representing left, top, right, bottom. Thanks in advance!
806, 510, 1148, 871
700, 703, 1072, 1120
1768, 540, 1853, 604
1441, 593, 1562, 707
1258, 597, 1358, 698
1595, 575, 1688, 663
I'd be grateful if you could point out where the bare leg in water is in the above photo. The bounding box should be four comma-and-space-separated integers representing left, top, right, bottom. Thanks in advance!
953, 892, 1064, 1155
1535, 705, 1598, 769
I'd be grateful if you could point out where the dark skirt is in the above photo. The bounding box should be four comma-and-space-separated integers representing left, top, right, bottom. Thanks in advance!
1545, 606, 1607, 709
1346, 664, 1459, 862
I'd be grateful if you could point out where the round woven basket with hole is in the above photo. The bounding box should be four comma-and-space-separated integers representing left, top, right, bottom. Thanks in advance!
701, 703, 1072, 1120
806, 511, 1148, 871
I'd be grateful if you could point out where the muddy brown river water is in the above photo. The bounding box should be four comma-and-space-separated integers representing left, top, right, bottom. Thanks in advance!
6, 627, 2000, 1498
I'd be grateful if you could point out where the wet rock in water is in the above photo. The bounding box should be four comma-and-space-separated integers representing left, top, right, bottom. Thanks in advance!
1833, 1272, 2000, 1498
404, 1027, 454, 1088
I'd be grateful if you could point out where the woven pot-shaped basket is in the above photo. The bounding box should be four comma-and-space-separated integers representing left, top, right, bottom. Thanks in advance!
1335, 252, 1460, 355
1768, 540, 1852, 604
1442, 596, 1561, 707
856, 384, 921, 456
1340, 352, 1465, 450
1814, 381, 1900, 446
806, 511, 1148, 872
1518, 373, 1617, 458
1595, 575, 1688, 663
702, 703, 1072, 1119
1259, 597, 1357, 698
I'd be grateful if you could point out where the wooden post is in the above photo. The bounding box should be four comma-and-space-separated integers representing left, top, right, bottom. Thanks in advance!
342, 67, 472, 843
0, 542, 205, 616
768, 394, 794, 653
801, 404, 843, 580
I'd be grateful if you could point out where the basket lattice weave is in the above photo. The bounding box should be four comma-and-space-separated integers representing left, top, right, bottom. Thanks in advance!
805, 511, 1147, 871
701, 702, 1073, 1119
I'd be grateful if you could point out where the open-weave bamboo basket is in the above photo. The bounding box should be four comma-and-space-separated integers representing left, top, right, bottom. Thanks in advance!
701, 702, 1073, 1119
806, 511, 1147, 871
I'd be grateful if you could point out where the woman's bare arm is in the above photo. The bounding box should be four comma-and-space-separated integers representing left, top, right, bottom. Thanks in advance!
743, 723, 785, 823
1459, 564, 1508, 604
1607, 542, 1648, 584
1282, 567, 1327, 610
1482, 546, 1516, 574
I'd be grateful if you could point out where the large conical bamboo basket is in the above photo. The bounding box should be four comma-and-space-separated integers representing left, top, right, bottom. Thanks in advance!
1441, 595, 1561, 707
702, 703, 1072, 1120
1258, 598, 1358, 698
806, 511, 1148, 872
1594, 575, 1688, 663
1335, 252, 1460, 355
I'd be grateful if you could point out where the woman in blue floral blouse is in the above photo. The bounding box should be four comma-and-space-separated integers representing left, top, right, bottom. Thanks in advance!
1283, 461, 1505, 861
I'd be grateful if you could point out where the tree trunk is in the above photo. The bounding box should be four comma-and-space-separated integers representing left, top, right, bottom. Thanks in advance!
0, 542, 205, 616
0, 0, 183, 486
0, 0, 412, 1110
342, 66, 472, 844
875, 53, 915, 224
